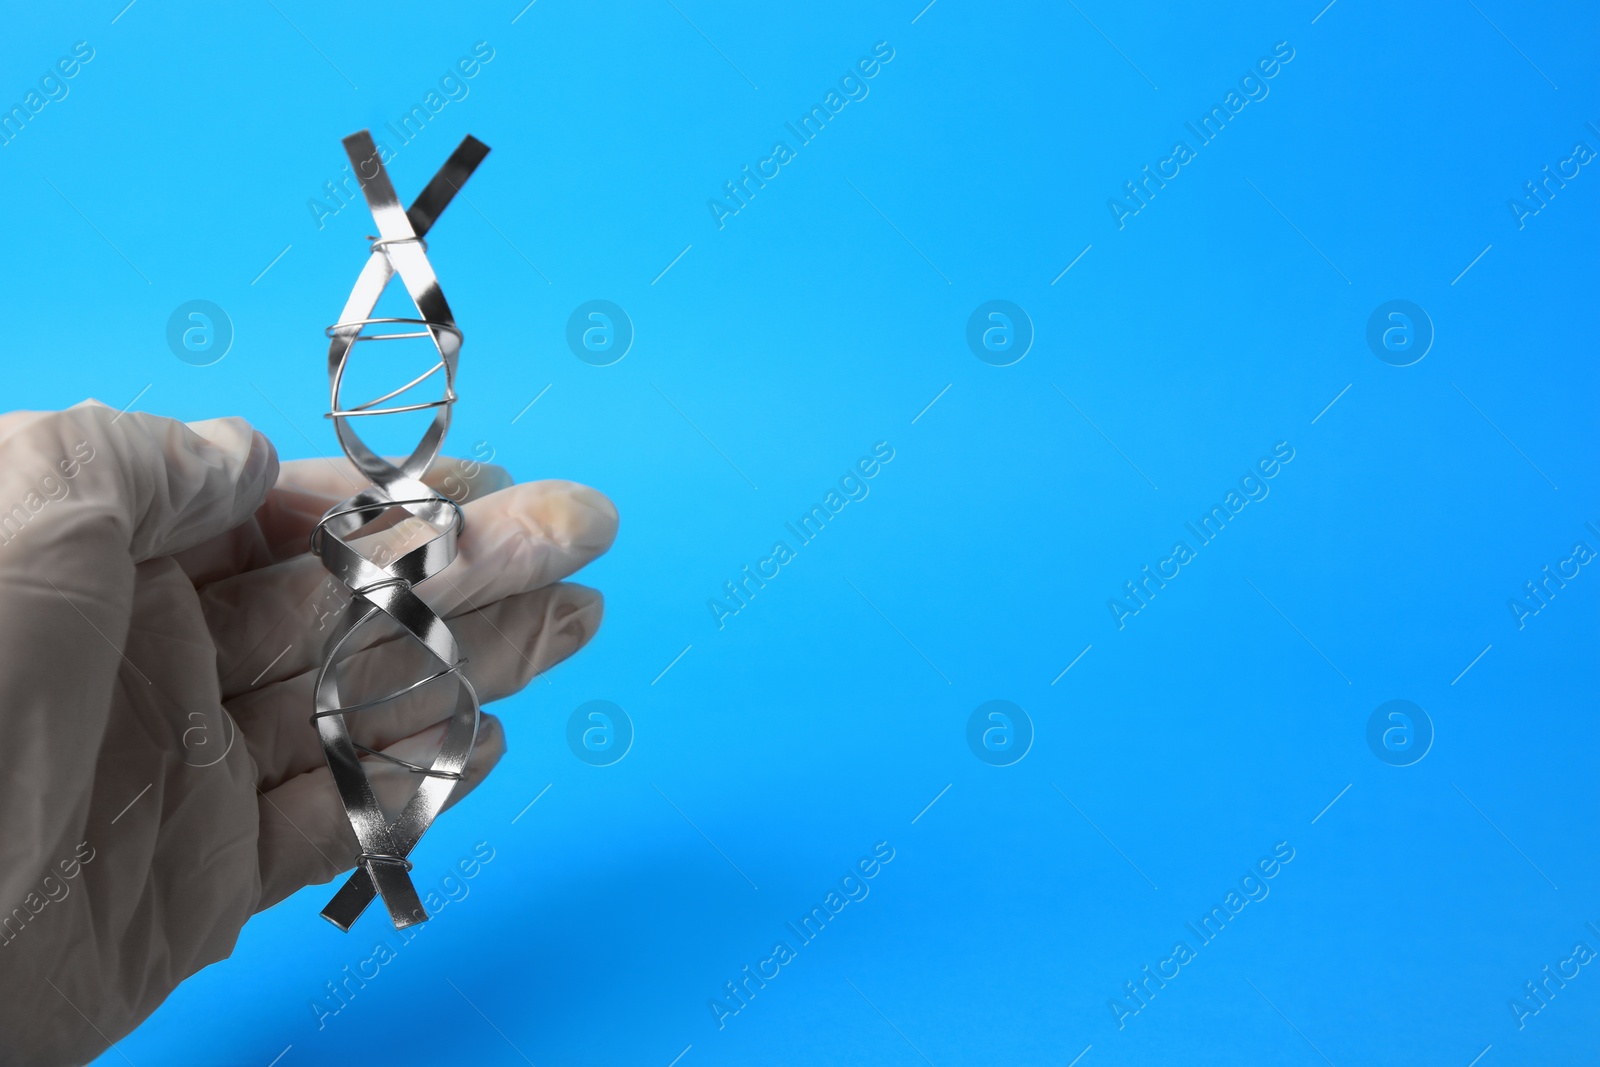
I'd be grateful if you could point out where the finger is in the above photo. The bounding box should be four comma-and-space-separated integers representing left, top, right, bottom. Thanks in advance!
255, 712, 505, 912
261, 455, 512, 553
0, 403, 278, 566
232, 583, 602, 790
172, 455, 512, 586
272, 454, 511, 502
205, 479, 617, 697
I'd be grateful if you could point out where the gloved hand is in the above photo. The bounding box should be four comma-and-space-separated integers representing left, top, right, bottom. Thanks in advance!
0, 401, 617, 1066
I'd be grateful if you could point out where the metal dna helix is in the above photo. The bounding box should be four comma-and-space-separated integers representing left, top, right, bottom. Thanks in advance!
311, 129, 490, 931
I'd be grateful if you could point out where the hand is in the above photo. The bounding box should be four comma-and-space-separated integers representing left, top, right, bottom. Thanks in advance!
0, 402, 617, 1065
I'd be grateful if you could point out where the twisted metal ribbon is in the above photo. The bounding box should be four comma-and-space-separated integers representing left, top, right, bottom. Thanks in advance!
312, 129, 490, 931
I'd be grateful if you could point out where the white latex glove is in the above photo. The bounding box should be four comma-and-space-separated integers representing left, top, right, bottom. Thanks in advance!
0, 401, 617, 1066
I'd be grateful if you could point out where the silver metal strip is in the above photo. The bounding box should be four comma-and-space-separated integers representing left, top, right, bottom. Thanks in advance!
311, 129, 491, 931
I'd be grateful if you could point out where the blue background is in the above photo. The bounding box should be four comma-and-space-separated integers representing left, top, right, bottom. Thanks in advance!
0, 0, 1595, 1063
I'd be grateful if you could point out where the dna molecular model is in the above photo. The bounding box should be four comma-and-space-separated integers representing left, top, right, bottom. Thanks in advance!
310, 129, 490, 931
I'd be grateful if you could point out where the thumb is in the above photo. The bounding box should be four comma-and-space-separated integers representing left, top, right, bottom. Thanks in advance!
170, 414, 281, 560
0, 402, 281, 564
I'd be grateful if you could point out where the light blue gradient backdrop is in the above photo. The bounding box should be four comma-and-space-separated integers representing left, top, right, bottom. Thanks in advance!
0, 1, 1594, 1064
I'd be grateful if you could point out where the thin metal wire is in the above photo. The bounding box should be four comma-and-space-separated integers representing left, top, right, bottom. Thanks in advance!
308, 496, 463, 556
352, 743, 465, 781
369, 234, 428, 254
342, 360, 449, 411
310, 129, 491, 933
327, 397, 456, 419
320, 323, 462, 419
309, 660, 467, 721
323, 316, 462, 340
